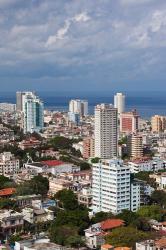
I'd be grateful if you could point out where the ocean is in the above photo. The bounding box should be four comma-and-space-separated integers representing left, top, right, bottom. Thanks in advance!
0, 91, 166, 119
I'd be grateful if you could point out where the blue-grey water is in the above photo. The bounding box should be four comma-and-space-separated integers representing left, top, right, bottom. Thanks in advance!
0, 91, 166, 119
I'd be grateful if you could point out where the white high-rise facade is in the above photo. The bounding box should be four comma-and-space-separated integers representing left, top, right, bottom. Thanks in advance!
95, 104, 118, 159
92, 158, 140, 214
22, 92, 44, 133
92, 159, 131, 214
114, 93, 125, 115
16, 91, 35, 111
69, 99, 88, 116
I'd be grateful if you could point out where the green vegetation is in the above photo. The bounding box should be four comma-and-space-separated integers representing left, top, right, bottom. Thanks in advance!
151, 190, 166, 208
16, 174, 49, 197
91, 157, 100, 164
106, 227, 150, 248
91, 211, 114, 224
0, 175, 13, 189
49, 189, 90, 247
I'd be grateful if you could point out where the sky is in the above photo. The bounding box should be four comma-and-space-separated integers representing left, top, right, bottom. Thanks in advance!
0, 0, 166, 93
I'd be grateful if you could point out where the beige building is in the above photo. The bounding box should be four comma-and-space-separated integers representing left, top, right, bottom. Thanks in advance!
151, 115, 166, 133
128, 134, 143, 159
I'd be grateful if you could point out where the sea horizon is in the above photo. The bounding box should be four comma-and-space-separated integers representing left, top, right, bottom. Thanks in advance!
0, 91, 166, 119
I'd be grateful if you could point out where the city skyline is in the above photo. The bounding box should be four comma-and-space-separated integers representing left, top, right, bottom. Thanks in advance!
0, 0, 165, 92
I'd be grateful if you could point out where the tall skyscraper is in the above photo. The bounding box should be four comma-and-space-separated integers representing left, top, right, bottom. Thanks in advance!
114, 93, 125, 115
95, 104, 118, 159
69, 99, 88, 116
151, 115, 166, 133
16, 91, 35, 111
22, 92, 44, 133
128, 134, 143, 159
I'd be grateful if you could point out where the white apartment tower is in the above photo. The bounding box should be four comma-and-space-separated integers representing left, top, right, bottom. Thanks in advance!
92, 159, 131, 214
69, 99, 88, 116
114, 93, 125, 115
95, 104, 118, 159
92, 158, 140, 214
22, 92, 44, 133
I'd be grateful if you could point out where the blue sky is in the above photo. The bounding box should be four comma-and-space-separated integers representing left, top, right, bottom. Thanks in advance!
0, 0, 166, 92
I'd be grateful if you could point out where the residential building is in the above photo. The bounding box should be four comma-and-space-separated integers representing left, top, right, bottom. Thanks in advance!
120, 109, 140, 134
83, 137, 95, 159
95, 104, 118, 159
22, 92, 44, 133
16, 91, 35, 112
151, 115, 166, 133
130, 181, 141, 212
129, 157, 166, 173
0, 188, 16, 198
68, 111, 80, 125
92, 159, 131, 214
0, 210, 24, 236
114, 93, 125, 115
136, 238, 166, 250
69, 99, 88, 116
0, 152, 20, 175
78, 187, 92, 208
49, 177, 73, 195
85, 219, 124, 249
24, 160, 80, 175
128, 134, 143, 159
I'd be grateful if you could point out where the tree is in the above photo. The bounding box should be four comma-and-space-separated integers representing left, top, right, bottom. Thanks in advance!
0, 175, 12, 189
50, 136, 73, 150
91, 157, 100, 164
91, 211, 114, 224
49, 225, 79, 246
117, 210, 138, 226
80, 162, 91, 170
151, 190, 166, 208
106, 227, 150, 248
137, 205, 162, 221
55, 189, 78, 210
30, 175, 49, 196
132, 217, 151, 231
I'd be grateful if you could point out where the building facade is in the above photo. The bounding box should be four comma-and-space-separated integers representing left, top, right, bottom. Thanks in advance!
120, 110, 140, 134
114, 93, 125, 115
22, 92, 44, 133
92, 159, 131, 214
69, 99, 88, 116
95, 104, 118, 159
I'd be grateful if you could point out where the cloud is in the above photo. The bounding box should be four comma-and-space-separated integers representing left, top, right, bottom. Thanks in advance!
46, 11, 90, 47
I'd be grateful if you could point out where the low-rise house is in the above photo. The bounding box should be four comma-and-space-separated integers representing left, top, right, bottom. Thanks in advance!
149, 220, 166, 232
49, 177, 73, 195
18, 138, 41, 150
136, 238, 166, 250
24, 160, 80, 175
22, 207, 54, 224
67, 170, 92, 182
0, 188, 16, 198
0, 210, 24, 236
84, 219, 124, 249
78, 187, 92, 208
12, 194, 42, 208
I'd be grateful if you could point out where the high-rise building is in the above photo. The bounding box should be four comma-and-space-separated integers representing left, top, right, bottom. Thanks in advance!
92, 158, 140, 214
92, 159, 131, 214
151, 115, 166, 133
69, 99, 88, 116
95, 104, 118, 159
114, 92, 125, 115
22, 92, 44, 133
120, 109, 140, 134
16, 91, 35, 111
128, 134, 143, 159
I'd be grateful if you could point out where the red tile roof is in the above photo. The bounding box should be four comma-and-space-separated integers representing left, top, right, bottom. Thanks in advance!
101, 219, 125, 231
41, 160, 64, 167
0, 188, 16, 196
